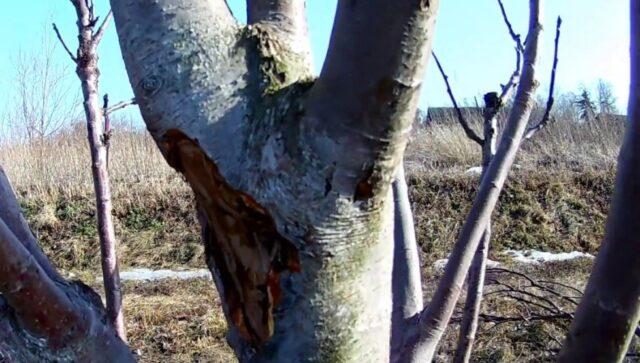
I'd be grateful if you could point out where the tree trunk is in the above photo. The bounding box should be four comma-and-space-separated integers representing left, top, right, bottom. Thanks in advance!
558, 1, 640, 360
453, 226, 490, 363
390, 165, 424, 357
109, 0, 439, 361
396, 2, 543, 361
70, 2, 125, 340
453, 92, 500, 363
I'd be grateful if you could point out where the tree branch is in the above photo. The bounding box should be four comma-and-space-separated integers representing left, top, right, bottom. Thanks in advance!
0, 217, 85, 345
390, 165, 424, 357
105, 97, 137, 116
93, 9, 113, 45
432, 51, 484, 145
247, 0, 312, 68
497, 0, 524, 52
0, 167, 61, 281
52, 23, 77, 63
524, 16, 562, 140
305, 0, 440, 188
397, 2, 543, 361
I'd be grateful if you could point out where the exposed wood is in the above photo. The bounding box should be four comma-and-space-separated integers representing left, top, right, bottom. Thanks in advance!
558, 1, 640, 360
110, 0, 440, 360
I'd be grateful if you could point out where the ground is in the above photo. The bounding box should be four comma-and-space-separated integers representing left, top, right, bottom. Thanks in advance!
2, 115, 637, 361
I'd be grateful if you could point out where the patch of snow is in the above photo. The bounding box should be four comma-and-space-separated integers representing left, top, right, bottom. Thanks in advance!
97, 268, 212, 282
434, 258, 501, 272
465, 166, 483, 176
503, 250, 594, 265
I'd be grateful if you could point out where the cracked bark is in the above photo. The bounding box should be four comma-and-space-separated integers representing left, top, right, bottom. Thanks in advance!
109, 0, 439, 360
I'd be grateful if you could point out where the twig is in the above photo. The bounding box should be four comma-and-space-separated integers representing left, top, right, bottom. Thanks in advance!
497, 0, 524, 52
432, 51, 484, 145
93, 10, 113, 45
102, 94, 112, 168
105, 98, 137, 115
524, 16, 562, 140
52, 23, 77, 63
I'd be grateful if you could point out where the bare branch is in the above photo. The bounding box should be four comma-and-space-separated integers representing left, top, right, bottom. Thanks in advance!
432, 51, 484, 145
398, 2, 544, 361
524, 16, 562, 140
497, 0, 524, 52
0, 167, 61, 280
93, 9, 113, 45
105, 97, 137, 115
52, 23, 77, 63
0, 217, 85, 344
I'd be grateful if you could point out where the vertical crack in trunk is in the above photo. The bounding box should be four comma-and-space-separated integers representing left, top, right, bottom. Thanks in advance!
160, 129, 300, 345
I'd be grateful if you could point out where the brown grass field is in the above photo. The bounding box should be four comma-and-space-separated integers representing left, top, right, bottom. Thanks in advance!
1, 114, 637, 362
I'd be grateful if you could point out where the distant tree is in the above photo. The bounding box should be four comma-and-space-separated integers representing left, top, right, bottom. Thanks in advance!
597, 79, 618, 115
575, 87, 598, 122
6, 30, 80, 142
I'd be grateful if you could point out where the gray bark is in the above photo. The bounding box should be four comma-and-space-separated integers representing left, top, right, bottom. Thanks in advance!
557, 1, 640, 361
390, 165, 424, 357
453, 226, 490, 363
397, 2, 543, 361
0, 167, 133, 362
109, 0, 439, 361
68, 1, 125, 341
453, 91, 502, 363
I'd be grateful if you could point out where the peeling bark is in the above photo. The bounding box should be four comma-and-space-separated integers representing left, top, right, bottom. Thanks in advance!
110, 0, 439, 360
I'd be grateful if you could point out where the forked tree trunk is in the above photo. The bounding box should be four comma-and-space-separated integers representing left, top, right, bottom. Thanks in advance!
558, 1, 640, 360
396, 2, 543, 361
109, 0, 439, 360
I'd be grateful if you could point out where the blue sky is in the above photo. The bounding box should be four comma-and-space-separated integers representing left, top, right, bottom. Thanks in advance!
0, 1, 629, 123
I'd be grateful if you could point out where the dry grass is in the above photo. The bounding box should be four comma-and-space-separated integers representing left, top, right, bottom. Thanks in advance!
406, 114, 625, 173
0, 114, 630, 361
0, 122, 187, 201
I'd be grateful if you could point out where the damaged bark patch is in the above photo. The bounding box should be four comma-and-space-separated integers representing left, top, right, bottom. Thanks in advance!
160, 130, 300, 345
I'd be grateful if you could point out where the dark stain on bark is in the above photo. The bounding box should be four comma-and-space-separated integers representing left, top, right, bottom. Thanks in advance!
160, 129, 300, 345
354, 167, 375, 201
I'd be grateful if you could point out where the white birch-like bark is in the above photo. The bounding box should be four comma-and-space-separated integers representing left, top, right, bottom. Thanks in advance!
109, 0, 440, 361
390, 165, 424, 357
